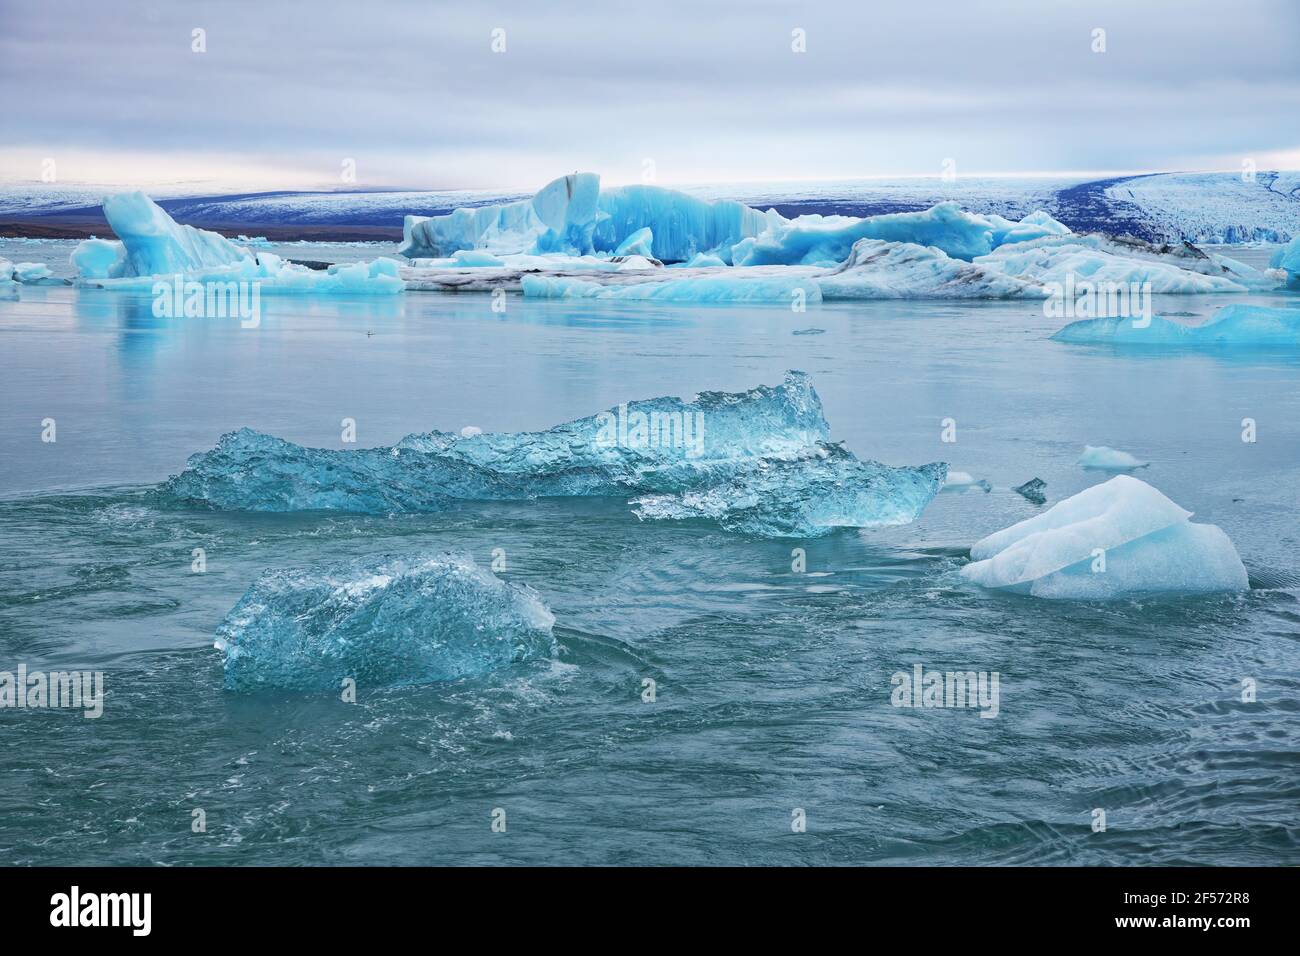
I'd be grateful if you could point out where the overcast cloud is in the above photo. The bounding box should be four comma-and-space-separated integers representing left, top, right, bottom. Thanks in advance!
1, 0, 1297, 190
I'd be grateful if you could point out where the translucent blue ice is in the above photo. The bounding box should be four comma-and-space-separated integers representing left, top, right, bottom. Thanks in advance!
84, 191, 253, 278
162, 372, 946, 537
215, 552, 556, 691
1052, 304, 1300, 346
613, 227, 654, 258
631, 444, 946, 538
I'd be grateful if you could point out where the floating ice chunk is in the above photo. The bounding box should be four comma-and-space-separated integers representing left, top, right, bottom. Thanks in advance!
1013, 478, 1046, 504
613, 227, 654, 258
10, 262, 53, 283
942, 471, 991, 493
69, 237, 128, 279
1078, 445, 1148, 471
961, 475, 1246, 599
214, 552, 556, 691
399, 173, 601, 257
1052, 304, 1300, 347
163, 371, 833, 511
817, 239, 1047, 299
985, 209, 1072, 247
630, 445, 946, 538
521, 274, 821, 304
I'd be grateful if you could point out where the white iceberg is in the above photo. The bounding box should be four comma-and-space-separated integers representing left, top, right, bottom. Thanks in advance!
1077, 445, 1148, 471
961, 475, 1247, 599
1053, 304, 1300, 347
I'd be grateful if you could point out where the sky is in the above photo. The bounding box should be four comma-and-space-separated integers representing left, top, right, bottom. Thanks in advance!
2, 0, 1298, 192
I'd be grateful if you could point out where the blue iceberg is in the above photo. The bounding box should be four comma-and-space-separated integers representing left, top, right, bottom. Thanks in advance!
1052, 304, 1300, 346
215, 552, 556, 691
162, 372, 945, 537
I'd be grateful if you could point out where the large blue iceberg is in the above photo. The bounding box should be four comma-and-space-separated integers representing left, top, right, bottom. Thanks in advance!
215, 552, 556, 691
1052, 304, 1300, 346
1270, 236, 1300, 289
162, 372, 944, 538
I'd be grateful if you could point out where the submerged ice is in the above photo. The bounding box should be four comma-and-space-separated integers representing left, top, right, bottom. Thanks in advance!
215, 552, 556, 691
1053, 304, 1300, 347
162, 372, 944, 538
961, 475, 1247, 600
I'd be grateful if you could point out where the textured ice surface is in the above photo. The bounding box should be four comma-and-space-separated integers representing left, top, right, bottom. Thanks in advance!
962, 475, 1247, 599
735, 202, 1010, 266
215, 552, 556, 691
1053, 304, 1300, 347
592, 185, 769, 263
163, 372, 944, 537
1078, 445, 1148, 471
630, 444, 946, 538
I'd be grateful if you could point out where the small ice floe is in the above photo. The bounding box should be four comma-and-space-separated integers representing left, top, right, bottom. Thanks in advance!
941, 471, 992, 493
791, 327, 825, 336
1013, 478, 1046, 505
215, 552, 556, 691
961, 475, 1247, 600
1078, 445, 1148, 471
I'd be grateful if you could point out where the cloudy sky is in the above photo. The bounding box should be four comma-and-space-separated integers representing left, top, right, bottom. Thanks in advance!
2, 0, 1298, 191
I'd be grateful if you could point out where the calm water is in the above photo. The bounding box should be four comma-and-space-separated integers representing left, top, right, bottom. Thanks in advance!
1, 241, 1298, 865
